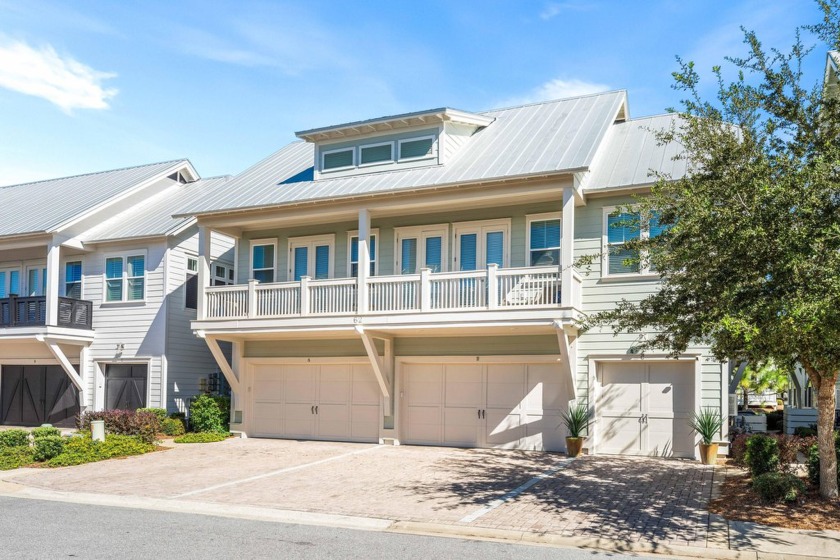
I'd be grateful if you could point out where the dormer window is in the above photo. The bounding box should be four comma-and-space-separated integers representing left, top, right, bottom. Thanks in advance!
322, 148, 354, 171
398, 136, 435, 161
359, 142, 393, 166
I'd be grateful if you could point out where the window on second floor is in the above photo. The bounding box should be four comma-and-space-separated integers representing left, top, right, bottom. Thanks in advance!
0, 268, 20, 298
105, 254, 145, 302
603, 209, 664, 277
322, 148, 354, 171
185, 257, 198, 310
213, 264, 234, 286
251, 241, 275, 283
527, 214, 561, 267
65, 261, 82, 299
348, 231, 378, 277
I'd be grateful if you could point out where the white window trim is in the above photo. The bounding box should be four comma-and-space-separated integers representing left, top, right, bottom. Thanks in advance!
526, 212, 562, 268
23, 261, 47, 297
287, 234, 336, 281
103, 250, 148, 303
601, 206, 658, 279
358, 141, 394, 168
249, 238, 277, 283
452, 218, 511, 270
397, 135, 438, 162
393, 224, 449, 274
321, 147, 355, 173
212, 263, 234, 286
62, 258, 84, 299
347, 229, 380, 277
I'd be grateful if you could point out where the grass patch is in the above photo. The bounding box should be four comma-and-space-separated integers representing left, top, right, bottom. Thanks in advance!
174, 432, 230, 444
46, 435, 156, 467
0, 446, 35, 470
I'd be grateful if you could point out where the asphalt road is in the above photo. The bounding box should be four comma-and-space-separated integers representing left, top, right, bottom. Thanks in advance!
0, 496, 676, 560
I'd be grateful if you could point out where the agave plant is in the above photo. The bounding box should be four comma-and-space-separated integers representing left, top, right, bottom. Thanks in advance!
690, 408, 723, 445
561, 403, 592, 439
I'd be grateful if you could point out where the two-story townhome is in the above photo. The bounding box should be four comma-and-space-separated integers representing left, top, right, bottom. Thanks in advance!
185, 91, 727, 457
0, 160, 233, 427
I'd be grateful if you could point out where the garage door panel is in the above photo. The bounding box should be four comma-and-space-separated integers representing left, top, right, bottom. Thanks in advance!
283, 402, 316, 438
525, 412, 565, 452
350, 404, 380, 441
599, 416, 644, 455
485, 364, 526, 409
318, 368, 351, 405
484, 410, 525, 448
351, 365, 380, 405
405, 406, 441, 443
599, 364, 644, 415
648, 363, 693, 416
283, 367, 317, 404
405, 365, 442, 406
647, 416, 694, 458
253, 402, 283, 436
316, 402, 350, 439
443, 406, 479, 446
444, 365, 482, 408
525, 364, 565, 413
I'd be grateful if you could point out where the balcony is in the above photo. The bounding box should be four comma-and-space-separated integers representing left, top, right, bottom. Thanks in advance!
0, 296, 93, 330
201, 265, 581, 323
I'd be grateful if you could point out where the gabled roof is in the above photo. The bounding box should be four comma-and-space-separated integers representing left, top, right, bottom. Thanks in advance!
0, 160, 191, 238
585, 114, 687, 190
82, 176, 232, 243
180, 91, 628, 216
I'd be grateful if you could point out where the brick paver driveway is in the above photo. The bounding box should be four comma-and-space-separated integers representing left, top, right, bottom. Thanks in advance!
3, 439, 714, 545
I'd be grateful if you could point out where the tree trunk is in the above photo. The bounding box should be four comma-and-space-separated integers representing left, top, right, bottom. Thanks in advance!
813, 371, 838, 499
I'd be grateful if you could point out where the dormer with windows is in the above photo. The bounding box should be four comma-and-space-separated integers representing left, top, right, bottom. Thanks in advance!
296, 108, 495, 179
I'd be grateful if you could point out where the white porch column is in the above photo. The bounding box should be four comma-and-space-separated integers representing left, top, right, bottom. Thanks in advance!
45, 238, 61, 326
357, 209, 371, 314
197, 225, 211, 319
560, 186, 576, 306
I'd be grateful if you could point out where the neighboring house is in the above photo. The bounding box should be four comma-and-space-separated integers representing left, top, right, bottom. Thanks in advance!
0, 161, 233, 427
183, 91, 726, 457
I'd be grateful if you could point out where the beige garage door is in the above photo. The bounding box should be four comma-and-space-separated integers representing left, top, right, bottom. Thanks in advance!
401, 360, 568, 451
251, 362, 380, 442
596, 361, 695, 458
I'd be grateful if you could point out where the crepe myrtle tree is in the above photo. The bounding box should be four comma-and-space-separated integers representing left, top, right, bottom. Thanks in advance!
585, 1, 840, 499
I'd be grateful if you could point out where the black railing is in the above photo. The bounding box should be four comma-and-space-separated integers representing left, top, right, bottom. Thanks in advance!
0, 296, 93, 330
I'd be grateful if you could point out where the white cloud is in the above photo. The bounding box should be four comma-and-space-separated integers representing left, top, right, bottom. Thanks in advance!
540, 2, 594, 20
0, 38, 117, 112
499, 77, 611, 107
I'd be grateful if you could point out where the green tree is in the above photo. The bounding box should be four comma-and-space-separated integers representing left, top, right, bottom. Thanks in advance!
739, 362, 790, 410
586, 1, 840, 499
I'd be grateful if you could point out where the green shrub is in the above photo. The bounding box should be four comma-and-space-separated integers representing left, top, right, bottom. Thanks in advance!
174, 432, 229, 444
745, 434, 779, 477
189, 395, 226, 433
46, 434, 155, 467
78, 410, 160, 444
137, 408, 167, 423
211, 396, 231, 425
752, 472, 806, 503
806, 431, 840, 488
729, 434, 749, 466
33, 436, 65, 461
0, 446, 34, 470
0, 429, 30, 449
31, 425, 61, 439
794, 424, 818, 437
161, 417, 185, 436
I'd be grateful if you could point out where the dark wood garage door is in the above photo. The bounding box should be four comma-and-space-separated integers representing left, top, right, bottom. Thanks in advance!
105, 364, 148, 410
0, 365, 80, 427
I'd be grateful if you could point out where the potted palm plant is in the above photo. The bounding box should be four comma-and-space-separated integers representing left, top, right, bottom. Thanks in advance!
561, 403, 592, 457
690, 407, 723, 464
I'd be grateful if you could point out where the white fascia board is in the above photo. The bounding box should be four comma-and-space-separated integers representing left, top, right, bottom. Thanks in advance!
50, 160, 195, 235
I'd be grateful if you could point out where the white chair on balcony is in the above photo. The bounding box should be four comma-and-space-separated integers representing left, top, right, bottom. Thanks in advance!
504, 277, 545, 306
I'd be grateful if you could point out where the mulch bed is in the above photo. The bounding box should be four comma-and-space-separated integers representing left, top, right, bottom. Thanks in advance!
709, 467, 840, 530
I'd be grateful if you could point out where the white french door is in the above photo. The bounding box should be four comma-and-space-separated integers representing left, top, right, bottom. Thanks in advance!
25, 264, 47, 296
395, 225, 448, 274
0, 268, 21, 297
453, 220, 510, 271
288, 236, 333, 281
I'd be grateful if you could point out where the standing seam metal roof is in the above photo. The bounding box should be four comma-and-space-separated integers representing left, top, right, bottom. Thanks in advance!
180, 91, 628, 215
0, 160, 189, 237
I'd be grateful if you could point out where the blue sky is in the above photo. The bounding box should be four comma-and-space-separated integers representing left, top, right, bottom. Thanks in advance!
0, 0, 828, 186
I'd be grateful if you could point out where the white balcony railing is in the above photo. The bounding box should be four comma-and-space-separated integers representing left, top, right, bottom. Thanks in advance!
203, 265, 579, 321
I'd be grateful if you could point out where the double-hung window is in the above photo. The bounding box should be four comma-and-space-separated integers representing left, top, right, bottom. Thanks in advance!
65, 261, 82, 299
105, 254, 145, 302
603, 209, 665, 276
185, 257, 198, 310
348, 231, 378, 277
251, 241, 275, 283
527, 214, 561, 267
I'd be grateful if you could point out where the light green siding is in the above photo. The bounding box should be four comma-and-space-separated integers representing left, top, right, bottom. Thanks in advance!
394, 336, 558, 356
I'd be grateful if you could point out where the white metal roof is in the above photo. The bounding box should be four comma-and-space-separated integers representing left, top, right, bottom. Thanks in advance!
0, 160, 190, 238
181, 91, 629, 216
83, 176, 232, 243
585, 114, 687, 190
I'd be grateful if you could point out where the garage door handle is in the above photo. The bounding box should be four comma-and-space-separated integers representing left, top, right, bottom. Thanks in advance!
477, 409, 480, 419
315, 405, 319, 415
311, 405, 314, 415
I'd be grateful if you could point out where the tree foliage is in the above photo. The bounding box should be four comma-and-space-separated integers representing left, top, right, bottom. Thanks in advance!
586, 0, 840, 499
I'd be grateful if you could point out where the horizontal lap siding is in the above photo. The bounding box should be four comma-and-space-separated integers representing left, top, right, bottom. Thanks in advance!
85, 241, 167, 408
574, 195, 723, 416
165, 234, 227, 413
